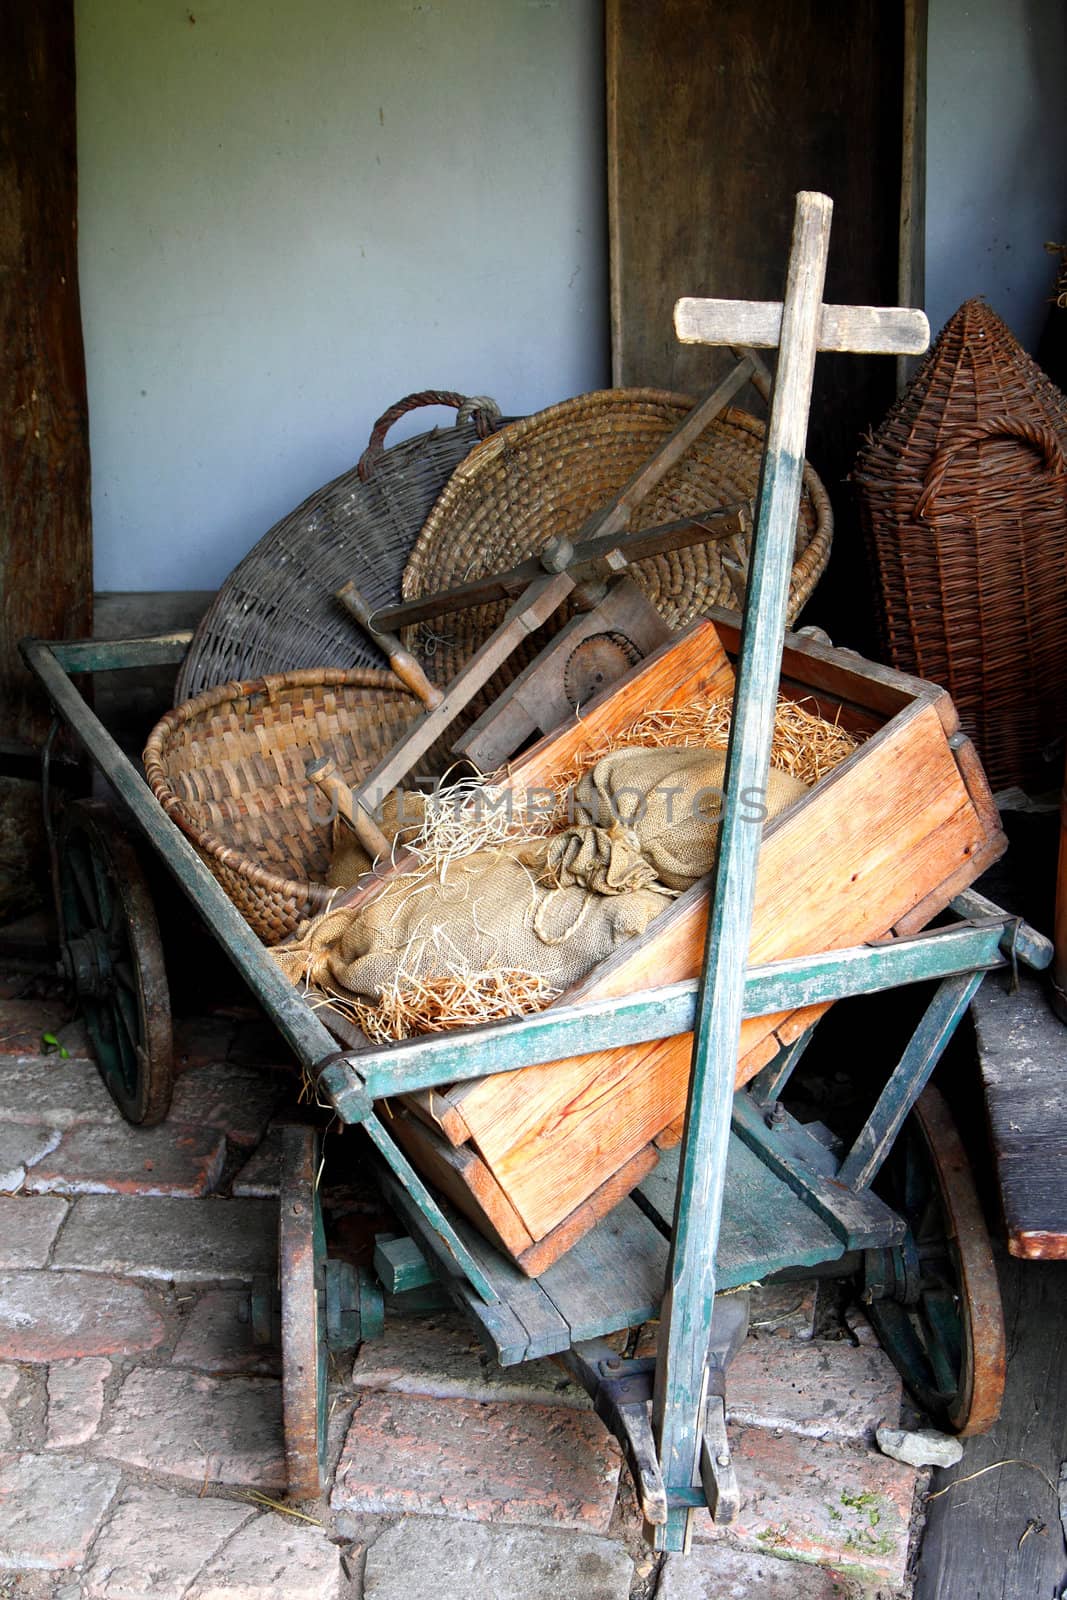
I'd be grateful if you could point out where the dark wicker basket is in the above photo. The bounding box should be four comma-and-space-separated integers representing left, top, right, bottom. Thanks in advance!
856, 300, 1067, 792
175, 391, 503, 704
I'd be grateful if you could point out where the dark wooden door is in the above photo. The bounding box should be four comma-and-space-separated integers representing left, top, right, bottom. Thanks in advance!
0, 1, 91, 916
607, 0, 924, 649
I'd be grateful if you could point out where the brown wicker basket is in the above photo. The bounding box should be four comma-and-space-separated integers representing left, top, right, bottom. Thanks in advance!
144, 669, 422, 944
174, 391, 503, 704
400, 388, 832, 695
856, 299, 1067, 792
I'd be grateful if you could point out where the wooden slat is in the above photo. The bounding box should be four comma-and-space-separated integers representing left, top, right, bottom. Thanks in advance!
636, 1137, 846, 1289
373, 1164, 538, 1366
449, 697, 997, 1240
534, 1198, 669, 1341
675, 298, 929, 354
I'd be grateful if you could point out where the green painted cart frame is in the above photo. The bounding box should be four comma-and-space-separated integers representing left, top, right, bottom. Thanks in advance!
21, 193, 1054, 1550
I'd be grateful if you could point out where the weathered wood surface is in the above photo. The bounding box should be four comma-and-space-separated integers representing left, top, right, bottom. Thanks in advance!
607, 0, 907, 468
971, 971, 1067, 1258
913, 1252, 1067, 1600
674, 299, 928, 354
652, 193, 836, 1546
0, 1, 91, 912
444, 694, 1002, 1242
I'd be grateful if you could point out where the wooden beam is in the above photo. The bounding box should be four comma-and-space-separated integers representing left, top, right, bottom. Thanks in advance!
674, 298, 929, 354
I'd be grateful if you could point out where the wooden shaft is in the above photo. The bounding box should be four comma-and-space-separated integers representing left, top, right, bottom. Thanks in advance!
676, 298, 929, 353
336, 580, 443, 710
306, 755, 392, 863
653, 191, 835, 1552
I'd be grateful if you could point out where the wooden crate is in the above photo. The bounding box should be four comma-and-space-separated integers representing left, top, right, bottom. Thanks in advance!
365, 612, 1005, 1273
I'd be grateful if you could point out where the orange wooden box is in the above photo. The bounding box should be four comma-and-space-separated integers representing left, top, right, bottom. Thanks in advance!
356, 611, 1005, 1275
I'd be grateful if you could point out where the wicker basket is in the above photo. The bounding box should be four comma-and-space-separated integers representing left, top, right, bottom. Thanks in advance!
144, 669, 422, 944
400, 388, 833, 696
174, 391, 503, 704
856, 299, 1067, 792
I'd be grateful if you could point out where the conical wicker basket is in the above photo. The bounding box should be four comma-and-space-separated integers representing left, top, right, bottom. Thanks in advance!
400, 388, 832, 696
855, 300, 1067, 792
175, 391, 502, 704
144, 669, 422, 944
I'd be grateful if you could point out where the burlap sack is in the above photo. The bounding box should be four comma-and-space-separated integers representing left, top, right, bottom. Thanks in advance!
549, 747, 809, 892
276, 837, 671, 1002
277, 746, 808, 1011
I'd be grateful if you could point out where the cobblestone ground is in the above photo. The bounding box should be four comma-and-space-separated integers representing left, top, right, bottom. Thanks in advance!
0, 974, 921, 1599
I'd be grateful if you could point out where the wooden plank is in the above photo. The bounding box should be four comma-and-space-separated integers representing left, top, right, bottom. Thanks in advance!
635, 1137, 846, 1289
675, 299, 928, 354
446, 697, 996, 1239
373, 1163, 534, 1366
534, 1198, 669, 1341
515, 1144, 659, 1277
606, 0, 910, 650
971, 971, 1067, 1259
0, 1, 91, 916
897, 0, 928, 392
387, 1111, 535, 1258
913, 1255, 1067, 1600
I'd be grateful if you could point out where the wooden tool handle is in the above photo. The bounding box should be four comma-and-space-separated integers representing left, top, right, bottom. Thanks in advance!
306, 755, 392, 863
335, 581, 444, 710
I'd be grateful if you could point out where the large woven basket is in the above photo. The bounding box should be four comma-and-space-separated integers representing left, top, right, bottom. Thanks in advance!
855, 299, 1067, 792
175, 391, 503, 704
400, 388, 832, 694
145, 669, 422, 944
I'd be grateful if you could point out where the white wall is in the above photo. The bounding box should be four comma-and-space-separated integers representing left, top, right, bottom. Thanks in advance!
925, 0, 1067, 349
77, 0, 607, 591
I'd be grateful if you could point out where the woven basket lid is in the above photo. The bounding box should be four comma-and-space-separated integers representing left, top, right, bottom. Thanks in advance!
400, 387, 832, 697
856, 298, 1067, 487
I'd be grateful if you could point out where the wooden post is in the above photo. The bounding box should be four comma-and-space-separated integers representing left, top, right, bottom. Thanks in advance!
0, 0, 91, 916
651, 192, 834, 1551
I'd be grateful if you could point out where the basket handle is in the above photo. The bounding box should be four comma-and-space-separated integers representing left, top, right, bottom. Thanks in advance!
916, 414, 1067, 519
357, 390, 501, 482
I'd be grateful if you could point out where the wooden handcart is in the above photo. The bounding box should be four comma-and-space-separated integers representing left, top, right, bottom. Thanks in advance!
22, 195, 1053, 1552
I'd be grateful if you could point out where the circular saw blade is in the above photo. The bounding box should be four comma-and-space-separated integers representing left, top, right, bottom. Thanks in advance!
563, 631, 643, 710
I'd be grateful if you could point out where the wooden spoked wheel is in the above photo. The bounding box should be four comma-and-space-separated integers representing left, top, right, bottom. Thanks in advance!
864, 1085, 1006, 1436
279, 1125, 329, 1499
57, 799, 173, 1126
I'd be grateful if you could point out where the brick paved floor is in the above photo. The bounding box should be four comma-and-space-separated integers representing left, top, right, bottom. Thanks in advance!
0, 977, 921, 1599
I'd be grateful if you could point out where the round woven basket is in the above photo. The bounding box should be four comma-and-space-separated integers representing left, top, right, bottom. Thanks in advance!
400, 388, 833, 694
174, 390, 503, 704
144, 669, 422, 944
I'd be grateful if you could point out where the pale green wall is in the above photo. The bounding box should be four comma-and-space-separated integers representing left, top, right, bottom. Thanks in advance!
77, 0, 607, 590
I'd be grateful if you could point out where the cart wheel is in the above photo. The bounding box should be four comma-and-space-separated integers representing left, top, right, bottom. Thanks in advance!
863, 1085, 1006, 1435
279, 1125, 329, 1499
57, 799, 173, 1126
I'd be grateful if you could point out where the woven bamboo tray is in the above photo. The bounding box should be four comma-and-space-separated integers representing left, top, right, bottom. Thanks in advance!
144, 669, 422, 944
400, 388, 833, 696
856, 299, 1067, 792
175, 391, 503, 704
